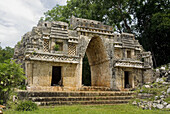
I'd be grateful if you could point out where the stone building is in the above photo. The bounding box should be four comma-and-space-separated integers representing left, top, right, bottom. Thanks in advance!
14, 16, 153, 91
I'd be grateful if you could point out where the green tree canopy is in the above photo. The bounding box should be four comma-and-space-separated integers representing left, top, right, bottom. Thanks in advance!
0, 46, 25, 104
0, 60, 25, 104
0, 46, 14, 63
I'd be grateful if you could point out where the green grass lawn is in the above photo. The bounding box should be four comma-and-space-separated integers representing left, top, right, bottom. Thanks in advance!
4, 104, 170, 114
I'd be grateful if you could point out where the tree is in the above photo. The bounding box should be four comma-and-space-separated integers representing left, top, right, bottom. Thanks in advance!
44, 4, 69, 22
44, 0, 136, 33
0, 60, 25, 104
0, 46, 25, 104
0, 46, 14, 63
135, 0, 170, 67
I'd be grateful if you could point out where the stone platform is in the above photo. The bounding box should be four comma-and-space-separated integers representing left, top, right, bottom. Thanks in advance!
17, 90, 134, 106
27, 86, 113, 91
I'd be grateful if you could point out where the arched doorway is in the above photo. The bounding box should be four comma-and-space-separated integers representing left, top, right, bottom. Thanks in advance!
82, 36, 111, 87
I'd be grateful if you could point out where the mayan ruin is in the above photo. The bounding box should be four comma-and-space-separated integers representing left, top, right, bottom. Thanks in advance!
14, 16, 153, 91
1, 0, 170, 112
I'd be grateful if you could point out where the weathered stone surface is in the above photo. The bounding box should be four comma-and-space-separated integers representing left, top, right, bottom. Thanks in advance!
14, 16, 153, 91
167, 88, 170, 94
163, 102, 168, 106
155, 96, 158, 100
160, 66, 165, 70
132, 101, 137, 105
167, 75, 170, 82
156, 78, 164, 83
144, 85, 150, 88
165, 104, 170, 109
156, 104, 164, 109
160, 95, 165, 99
17, 90, 134, 106
152, 103, 157, 108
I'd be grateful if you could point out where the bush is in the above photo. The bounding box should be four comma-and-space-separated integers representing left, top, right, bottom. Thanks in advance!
0, 60, 26, 104
54, 44, 59, 51
16, 100, 38, 111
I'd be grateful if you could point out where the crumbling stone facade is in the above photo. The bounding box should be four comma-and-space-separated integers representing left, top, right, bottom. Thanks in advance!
14, 16, 153, 91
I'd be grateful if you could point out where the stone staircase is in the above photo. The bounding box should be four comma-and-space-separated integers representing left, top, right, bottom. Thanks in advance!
80, 86, 111, 91
17, 91, 134, 106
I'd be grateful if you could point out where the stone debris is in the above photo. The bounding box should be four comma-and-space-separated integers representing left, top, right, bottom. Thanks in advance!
132, 66, 170, 110
167, 88, 170, 94
165, 104, 170, 109
156, 78, 164, 83
155, 96, 158, 100
156, 104, 164, 109
132, 101, 137, 105
144, 85, 150, 88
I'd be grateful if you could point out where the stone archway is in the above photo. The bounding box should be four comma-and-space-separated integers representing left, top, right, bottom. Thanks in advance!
82, 36, 111, 87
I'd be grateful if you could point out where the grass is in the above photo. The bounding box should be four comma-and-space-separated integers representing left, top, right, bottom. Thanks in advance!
4, 104, 170, 114
164, 97, 170, 104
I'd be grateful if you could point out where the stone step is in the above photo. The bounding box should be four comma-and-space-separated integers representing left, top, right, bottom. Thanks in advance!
36, 99, 131, 106
18, 91, 134, 98
80, 86, 111, 91
17, 91, 134, 106
29, 96, 134, 102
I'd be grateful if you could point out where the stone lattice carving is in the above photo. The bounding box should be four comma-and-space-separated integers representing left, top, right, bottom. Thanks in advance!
68, 43, 76, 55
43, 39, 49, 52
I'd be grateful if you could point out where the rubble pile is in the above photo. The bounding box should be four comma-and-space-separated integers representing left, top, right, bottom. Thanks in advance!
132, 64, 170, 110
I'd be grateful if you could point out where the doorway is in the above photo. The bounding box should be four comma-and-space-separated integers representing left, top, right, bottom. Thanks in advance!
82, 54, 91, 86
82, 36, 111, 87
124, 71, 130, 88
51, 66, 62, 86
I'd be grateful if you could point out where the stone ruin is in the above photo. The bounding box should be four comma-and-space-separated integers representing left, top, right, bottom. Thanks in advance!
14, 16, 153, 91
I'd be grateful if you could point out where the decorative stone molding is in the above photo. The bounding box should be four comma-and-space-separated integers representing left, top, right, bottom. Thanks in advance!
114, 60, 143, 68
25, 53, 79, 63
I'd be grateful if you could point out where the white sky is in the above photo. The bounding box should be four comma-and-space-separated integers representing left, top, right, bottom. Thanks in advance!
0, 0, 67, 48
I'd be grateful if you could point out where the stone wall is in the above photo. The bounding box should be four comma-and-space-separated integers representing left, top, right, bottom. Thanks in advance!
25, 61, 79, 89
114, 67, 143, 90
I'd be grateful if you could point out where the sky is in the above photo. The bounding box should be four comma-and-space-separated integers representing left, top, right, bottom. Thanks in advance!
0, 0, 67, 48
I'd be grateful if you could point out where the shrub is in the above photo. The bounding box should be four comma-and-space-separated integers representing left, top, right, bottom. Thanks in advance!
0, 60, 26, 104
54, 44, 59, 51
16, 100, 38, 111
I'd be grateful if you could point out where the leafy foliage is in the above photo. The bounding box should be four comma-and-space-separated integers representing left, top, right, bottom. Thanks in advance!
16, 100, 38, 111
0, 60, 26, 104
54, 44, 60, 51
135, 0, 170, 67
0, 46, 14, 63
44, 4, 68, 22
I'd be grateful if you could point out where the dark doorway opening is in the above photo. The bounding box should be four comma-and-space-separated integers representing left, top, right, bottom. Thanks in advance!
51, 66, 62, 86
82, 54, 91, 86
124, 71, 129, 88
